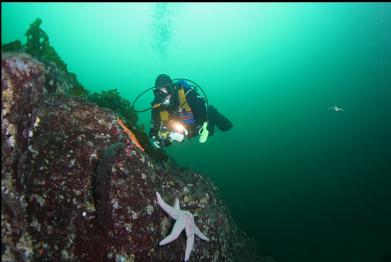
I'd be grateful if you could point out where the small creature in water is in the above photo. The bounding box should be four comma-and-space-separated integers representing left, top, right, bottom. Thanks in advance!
328, 105, 344, 112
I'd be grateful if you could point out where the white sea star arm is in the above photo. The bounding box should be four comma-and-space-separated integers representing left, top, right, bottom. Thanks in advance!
156, 192, 181, 220
194, 224, 210, 241
174, 198, 180, 210
159, 215, 186, 246
184, 235, 194, 261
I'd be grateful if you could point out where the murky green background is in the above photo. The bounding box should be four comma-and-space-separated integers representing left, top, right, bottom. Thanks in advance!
2, 3, 391, 261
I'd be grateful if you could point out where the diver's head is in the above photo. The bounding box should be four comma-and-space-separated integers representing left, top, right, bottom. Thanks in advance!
154, 74, 174, 105
155, 74, 173, 89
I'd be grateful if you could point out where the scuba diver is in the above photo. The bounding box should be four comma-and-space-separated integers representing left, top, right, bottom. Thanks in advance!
148, 74, 233, 148
134, 74, 233, 149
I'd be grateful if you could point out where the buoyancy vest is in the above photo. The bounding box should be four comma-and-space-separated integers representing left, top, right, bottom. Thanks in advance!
159, 87, 195, 125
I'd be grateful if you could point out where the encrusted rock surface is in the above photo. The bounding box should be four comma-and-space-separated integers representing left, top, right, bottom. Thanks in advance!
1, 52, 263, 261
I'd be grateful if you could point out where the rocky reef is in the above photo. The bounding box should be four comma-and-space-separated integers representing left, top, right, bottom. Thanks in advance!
1, 51, 266, 261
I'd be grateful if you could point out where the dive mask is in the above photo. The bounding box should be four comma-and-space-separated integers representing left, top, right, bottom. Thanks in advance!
153, 85, 174, 105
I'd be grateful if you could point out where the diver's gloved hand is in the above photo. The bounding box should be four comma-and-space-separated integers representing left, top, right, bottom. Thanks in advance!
169, 131, 185, 142
198, 122, 209, 143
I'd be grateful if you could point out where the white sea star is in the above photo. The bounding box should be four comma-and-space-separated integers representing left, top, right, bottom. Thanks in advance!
156, 192, 209, 261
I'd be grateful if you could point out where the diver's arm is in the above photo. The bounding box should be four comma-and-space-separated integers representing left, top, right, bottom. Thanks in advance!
187, 91, 207, 129
149, 108, 173, 148
149, 108, 160, 138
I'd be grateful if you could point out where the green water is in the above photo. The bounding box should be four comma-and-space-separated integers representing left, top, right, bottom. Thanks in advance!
2, 3, 391, 261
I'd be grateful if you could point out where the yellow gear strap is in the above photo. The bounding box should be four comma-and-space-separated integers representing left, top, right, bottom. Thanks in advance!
178, 88, 191, 112
160, 111, 169, 121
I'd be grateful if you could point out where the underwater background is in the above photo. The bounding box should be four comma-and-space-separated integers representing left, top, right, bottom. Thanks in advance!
2, 2, 391, 262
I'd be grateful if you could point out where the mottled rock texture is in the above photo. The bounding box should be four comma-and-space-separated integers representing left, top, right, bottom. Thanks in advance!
1, 52, 263, 261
